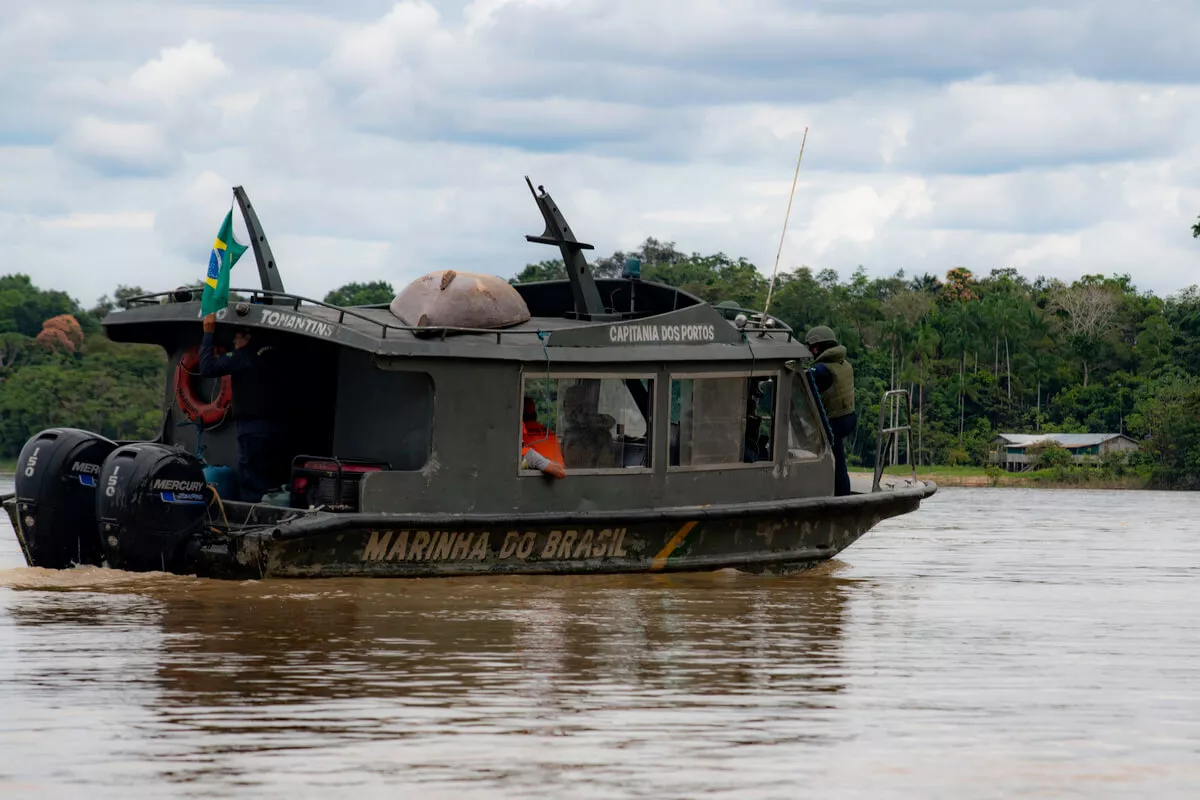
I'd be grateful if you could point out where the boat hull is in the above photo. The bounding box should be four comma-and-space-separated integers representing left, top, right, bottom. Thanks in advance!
214, 482, 936, 579
4, 483, 935, 580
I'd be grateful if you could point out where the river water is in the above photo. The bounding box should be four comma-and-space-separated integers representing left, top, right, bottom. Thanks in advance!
0, 480, 1197, 799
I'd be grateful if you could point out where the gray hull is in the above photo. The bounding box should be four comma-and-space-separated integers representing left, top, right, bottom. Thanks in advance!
176, 482, 937, 580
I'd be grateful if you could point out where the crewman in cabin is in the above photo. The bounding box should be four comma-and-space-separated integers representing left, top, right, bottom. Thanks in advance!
199, 313, 284, 502
521, 396, 566, 479
804, 325, 856, 496
743, 378, 770, 463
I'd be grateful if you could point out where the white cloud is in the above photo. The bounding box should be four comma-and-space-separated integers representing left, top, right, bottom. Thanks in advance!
1010, 234, 1083, 268
128, 40, 230, 106
60, 117, 173, 173
0, 7, 70, 67
41, 212, 155, 230
4, 0, 1200, 309
801, 179, 935, 253
325, 0, 454, 82
270, 235, 395, 298
642, 209, 734, 225
463, 0, 574, 33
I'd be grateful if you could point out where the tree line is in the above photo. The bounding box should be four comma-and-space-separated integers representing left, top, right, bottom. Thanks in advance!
1, 240, 1198, 487
0, 275, 165, 455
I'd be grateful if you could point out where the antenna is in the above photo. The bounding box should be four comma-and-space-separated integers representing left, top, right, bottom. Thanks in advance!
762, 127, 808, 320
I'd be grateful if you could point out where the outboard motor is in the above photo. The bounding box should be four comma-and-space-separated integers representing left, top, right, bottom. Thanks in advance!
96, 443, 209, 573
12, 428, 118, 568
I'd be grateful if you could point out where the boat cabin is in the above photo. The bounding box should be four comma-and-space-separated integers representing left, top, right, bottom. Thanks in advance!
103, 181, 835, 515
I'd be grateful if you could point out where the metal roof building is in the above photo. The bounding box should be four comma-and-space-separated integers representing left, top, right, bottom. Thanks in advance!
992, 433, 1140, 471
994, 433, 1136, 449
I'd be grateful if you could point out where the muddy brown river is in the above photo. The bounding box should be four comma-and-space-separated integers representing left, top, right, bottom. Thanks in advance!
1, 480, 1197, 798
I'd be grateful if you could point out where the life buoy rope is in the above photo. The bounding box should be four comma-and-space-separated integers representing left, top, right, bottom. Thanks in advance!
174, 345, 232, 427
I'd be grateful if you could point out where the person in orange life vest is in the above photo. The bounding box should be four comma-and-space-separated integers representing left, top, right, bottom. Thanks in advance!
520, 396, 565, 479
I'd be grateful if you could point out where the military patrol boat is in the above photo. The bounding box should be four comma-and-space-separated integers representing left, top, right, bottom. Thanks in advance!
3, 180, 935, 579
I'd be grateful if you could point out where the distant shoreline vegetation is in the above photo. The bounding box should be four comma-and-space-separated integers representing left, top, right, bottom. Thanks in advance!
1, 239, 1198, 489
859, 464, 1152, 490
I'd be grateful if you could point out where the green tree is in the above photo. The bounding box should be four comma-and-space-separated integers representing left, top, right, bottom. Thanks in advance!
644, 253, 766, 309
1128, 371, 1200, 488
511, 260, 566, 284
1030, 441, 1073, 469
594, 238, 687, 279
90, 285, 147, 318
323, 281, 395, 307
0, 248, 1195, 485
0, 332, 35, 372
1135, 314, 1172, 375
767, 268, 833, 336
0, 274, 81, 336
1164, 286, 1200, 374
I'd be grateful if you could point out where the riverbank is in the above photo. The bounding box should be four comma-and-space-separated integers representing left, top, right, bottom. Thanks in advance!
853, 464, 1152, 490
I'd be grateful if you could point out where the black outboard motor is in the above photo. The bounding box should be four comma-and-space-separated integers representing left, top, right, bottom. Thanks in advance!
12, 428, 118, 568
96, 443, 209, 573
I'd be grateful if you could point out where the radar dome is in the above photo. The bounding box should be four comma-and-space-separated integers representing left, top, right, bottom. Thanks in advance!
389, 270, 531, 333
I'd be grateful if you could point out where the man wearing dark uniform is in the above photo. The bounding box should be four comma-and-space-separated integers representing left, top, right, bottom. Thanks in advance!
805, 325, 856, 496
199, 313, 282, 502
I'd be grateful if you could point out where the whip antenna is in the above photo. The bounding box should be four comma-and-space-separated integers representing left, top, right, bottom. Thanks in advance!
762, 126, 808, 319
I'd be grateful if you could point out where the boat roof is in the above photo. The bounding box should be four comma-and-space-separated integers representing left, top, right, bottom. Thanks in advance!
105, 281, 807, 365
103, 179, 808, 365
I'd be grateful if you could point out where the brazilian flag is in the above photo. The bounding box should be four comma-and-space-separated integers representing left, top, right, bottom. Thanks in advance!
200, 209, 248, 315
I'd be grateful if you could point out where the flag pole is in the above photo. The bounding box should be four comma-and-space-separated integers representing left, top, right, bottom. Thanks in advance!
762, 126, 808, 320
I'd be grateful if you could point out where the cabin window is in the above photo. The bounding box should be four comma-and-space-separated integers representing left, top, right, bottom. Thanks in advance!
669, 375, 776, 467
787, 371, 828, 461
520, 375, 654, 472
333, 365, 435, 470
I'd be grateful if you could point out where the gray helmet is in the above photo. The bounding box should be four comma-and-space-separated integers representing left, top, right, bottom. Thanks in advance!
804, 325, 838, 346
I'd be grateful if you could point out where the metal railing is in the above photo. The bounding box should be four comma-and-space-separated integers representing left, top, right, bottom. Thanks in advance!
120, 286, 793, 344
122, 287, 550, 343
872, 388, 918, 492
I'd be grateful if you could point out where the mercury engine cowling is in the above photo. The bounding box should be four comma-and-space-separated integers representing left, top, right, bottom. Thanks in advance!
12, 428, 118, 568
96, 443, 209, 573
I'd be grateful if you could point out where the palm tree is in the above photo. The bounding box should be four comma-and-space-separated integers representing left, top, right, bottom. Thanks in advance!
909, 322, 940, 464
940, 301, 981, 442
1019, 304, 1058, 425
880, 290, 934, 462
909, 273, 942, 296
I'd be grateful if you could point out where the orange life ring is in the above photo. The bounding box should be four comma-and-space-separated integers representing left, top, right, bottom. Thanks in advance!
174, 344, 232, 426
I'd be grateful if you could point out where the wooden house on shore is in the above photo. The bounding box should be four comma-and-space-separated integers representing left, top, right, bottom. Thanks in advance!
991, 433, 1140, 472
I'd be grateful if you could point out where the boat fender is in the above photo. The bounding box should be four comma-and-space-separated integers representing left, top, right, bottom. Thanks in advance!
174, 344, 232, 426
12, 427, 118, 569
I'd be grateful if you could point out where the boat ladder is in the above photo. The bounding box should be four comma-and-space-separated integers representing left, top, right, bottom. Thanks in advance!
873, 389, 918, 492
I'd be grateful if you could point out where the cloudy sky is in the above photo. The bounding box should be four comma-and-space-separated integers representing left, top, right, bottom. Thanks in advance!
3, 0, 1200, 307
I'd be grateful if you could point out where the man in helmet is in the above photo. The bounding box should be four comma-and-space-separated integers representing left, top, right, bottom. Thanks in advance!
804, 325, 855, 496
